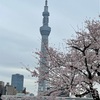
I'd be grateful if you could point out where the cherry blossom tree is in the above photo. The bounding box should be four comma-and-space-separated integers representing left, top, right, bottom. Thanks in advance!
33, 47, 77, 97
66, 20, 100, 100
30, 20, 100, 100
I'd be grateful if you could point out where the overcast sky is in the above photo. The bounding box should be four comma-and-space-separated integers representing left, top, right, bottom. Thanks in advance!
0, 0, 100, 95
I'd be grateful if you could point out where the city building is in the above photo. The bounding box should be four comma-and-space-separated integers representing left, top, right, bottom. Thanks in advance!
38, 0, 51, 95
0, 81, 5, 94
11, 74, 24, 92
5, 82, 17, 95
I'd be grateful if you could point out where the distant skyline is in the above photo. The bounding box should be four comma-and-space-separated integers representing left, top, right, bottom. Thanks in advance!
0, 0, 100, 95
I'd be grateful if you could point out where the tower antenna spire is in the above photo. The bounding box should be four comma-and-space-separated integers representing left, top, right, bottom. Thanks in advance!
45, 0, 47, 6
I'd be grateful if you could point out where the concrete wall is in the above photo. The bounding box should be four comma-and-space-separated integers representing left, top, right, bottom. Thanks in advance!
2, 96, 93, 100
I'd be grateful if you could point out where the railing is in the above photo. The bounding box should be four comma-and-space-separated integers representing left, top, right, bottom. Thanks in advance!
2, 95, 93, 100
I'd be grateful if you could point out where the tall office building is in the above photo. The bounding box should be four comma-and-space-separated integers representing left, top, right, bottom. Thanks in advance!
38, 0, 51, 95
11, 74, 24, 92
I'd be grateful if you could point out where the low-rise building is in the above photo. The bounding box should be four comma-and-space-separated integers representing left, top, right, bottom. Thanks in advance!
0, 81, 5, 94
5, 82, 17, 95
